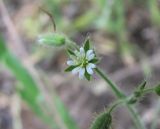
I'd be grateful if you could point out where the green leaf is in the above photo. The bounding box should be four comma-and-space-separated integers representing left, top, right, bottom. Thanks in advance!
54, 93, 79, 129
139, 80, 147, 91
65, 65, 77, 72
0, 35, 58, 129
0, 35, 7, 58
0, 35, 79, 129
84, 37, 90, 52
85, 70, 91, 81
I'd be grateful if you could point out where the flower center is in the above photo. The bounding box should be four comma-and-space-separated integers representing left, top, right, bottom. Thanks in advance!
81, 58, 88, 67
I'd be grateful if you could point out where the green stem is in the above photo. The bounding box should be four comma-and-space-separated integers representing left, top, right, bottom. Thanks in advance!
95, 67, 146, 129
151, 101, 160, 129
127, 105, 146, 129
95, 67, 125, 98
109, 100, 124, 113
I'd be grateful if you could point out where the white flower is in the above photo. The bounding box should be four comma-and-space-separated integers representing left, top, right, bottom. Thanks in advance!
66, 47, 97, 80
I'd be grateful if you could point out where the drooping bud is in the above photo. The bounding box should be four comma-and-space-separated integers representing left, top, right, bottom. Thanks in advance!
155, 84, 160, 96
90, 112, 112, 129
38, 33, 65, 47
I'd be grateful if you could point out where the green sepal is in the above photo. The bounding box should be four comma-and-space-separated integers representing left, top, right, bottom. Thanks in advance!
155, 84, 160, 96
85, 69, 91, 81
89, 58, 99, 63
84, 37, 90, 52
67, 49, 76, 56
65, 65, 77, 72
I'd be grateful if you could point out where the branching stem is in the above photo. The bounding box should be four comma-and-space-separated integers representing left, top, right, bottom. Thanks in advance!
95, 67, 146, 129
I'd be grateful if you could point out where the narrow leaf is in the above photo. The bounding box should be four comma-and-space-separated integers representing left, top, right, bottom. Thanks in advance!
0, 35, 7, 58
54, 93, 79, 129
85, 70, 91, 81
67, 49, 76, 56
90, 58, 99, 63
84, 37, 90, 52
65, 65, 77, 72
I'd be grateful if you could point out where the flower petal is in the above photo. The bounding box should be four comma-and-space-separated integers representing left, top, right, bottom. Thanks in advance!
79, 47, 85, 57
86, 50, 93, 57
67, 60, 74, 66
78, 68, 85, 79
72, 66, 81, 75
80, 47, 85, 53
88, 63, 96, 68
87, 53, 95, 61
86, 66, 93, 75
86, 63, 96, 75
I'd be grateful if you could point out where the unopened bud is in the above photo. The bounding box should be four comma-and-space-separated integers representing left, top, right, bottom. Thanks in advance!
38, 33, 65, 47
90, 112, 112, 129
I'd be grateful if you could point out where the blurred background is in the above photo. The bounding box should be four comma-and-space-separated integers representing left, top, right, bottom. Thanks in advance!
0, 0, 160, 129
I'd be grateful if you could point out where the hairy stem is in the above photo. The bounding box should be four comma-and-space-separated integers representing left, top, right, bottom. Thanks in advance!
109, 100, 124, 113
95, 67, 146, 129
127, 105, 146, 129
95, 68, 124, 98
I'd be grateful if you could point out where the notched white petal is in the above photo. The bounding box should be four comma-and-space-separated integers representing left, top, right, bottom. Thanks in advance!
80, 47, 85, 53
87, 53, 95, 61
72, 67, 81, 75
86, 66, 93, 75
78, 68, 85, 79
67, 60, 74, 66
86, 50, 93, 57
86, 63, 96, 75
89, 63, 96, 68
79, 47, 85, 57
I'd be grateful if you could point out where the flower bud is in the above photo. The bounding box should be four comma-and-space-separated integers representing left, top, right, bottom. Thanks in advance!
90, 112, 112, 129
38, 33, 65, 47
155, 84, 160, 96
